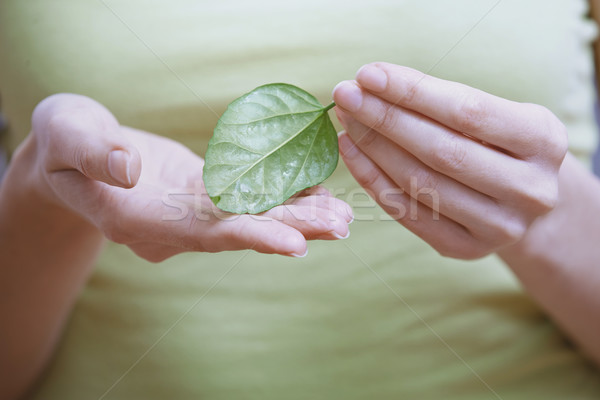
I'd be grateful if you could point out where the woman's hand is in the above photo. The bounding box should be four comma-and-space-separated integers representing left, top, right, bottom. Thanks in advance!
24, 93, 352, 261
333, 62, 567, 259
1, 93, 353, 399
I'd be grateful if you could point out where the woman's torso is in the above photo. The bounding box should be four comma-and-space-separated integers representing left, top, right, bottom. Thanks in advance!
1, 1, 599, 398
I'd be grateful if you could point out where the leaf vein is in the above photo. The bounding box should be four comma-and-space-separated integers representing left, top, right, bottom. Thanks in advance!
213, 112, 327, 197
261, 93, 292, 112
212, 141, 264, 156
283, 116, 323, 197
281, 88, 322, 108
221, 109, 322, 126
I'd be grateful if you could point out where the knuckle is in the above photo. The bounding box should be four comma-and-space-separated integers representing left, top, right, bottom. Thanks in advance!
43, 112, 81, 168
532, 186, 559, 214
530, 103, 552, 122
435, 239, 488, 260
354, 164, 381, 189
547, 118, 569, 162
417, 171, 439, 195
310, 219, 335, 237
396, 67, 429, 106
46, 112, 69, 136
454, 92, 488, 133
493, 214, 528, 244
406, 167, 440, 200
516, 180, 559, 214
44, 111, 73, 146
373, 105, 398, 134
401, 80, 420, 106
429, 134, 468, 173
308, 211, 333, 233
356, 128, 379, 149
528, 105, 568, 161
73, 145, 92, 176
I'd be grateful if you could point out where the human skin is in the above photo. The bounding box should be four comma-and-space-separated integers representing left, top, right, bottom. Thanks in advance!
0, 94, 352, 400
333, 62, 600, 364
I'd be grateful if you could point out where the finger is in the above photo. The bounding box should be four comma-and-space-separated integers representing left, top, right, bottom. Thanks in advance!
33, 93, 142, 188
105, 197, 310, 258
337, 132, 485, 259
294, 185, 331, 197
341, 114, 527, 243
263, 203, 350, 240
352, 62, 564, 159
53, 171, 311, 258
333, 83, 536, 200
193, 214, 310, 257
286, 190, 354, 223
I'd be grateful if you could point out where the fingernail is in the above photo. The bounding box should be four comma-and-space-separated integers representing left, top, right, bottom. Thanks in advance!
332, 81, 363, 112
338, 132, 359, 158
332, 230, 350, 240
290, 249, 308, 258
346, 207, 354, 223
337, 202, 354, 223
357, 64, 387, 92
108, 150, 132, 187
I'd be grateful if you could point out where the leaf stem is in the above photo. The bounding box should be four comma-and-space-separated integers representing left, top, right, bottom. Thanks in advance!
323, 102, 336, 112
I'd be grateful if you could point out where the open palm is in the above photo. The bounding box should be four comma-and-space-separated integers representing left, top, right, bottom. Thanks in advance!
33, 94, 352, 262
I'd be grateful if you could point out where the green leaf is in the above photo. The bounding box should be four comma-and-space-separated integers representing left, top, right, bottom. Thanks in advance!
203, 83, 339, 214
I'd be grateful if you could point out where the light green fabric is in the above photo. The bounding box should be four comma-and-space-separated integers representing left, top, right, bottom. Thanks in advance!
1, 1, 599, 399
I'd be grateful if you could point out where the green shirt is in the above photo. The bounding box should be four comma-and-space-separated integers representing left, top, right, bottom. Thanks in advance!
1, 0, 599, 398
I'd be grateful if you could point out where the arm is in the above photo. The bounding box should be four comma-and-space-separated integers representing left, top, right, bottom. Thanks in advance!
0, 94, 352, 399
496, 0, 600, 362
0, 140, 106, 399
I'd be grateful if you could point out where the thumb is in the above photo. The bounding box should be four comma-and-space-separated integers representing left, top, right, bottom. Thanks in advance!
33, 93, 141, 188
